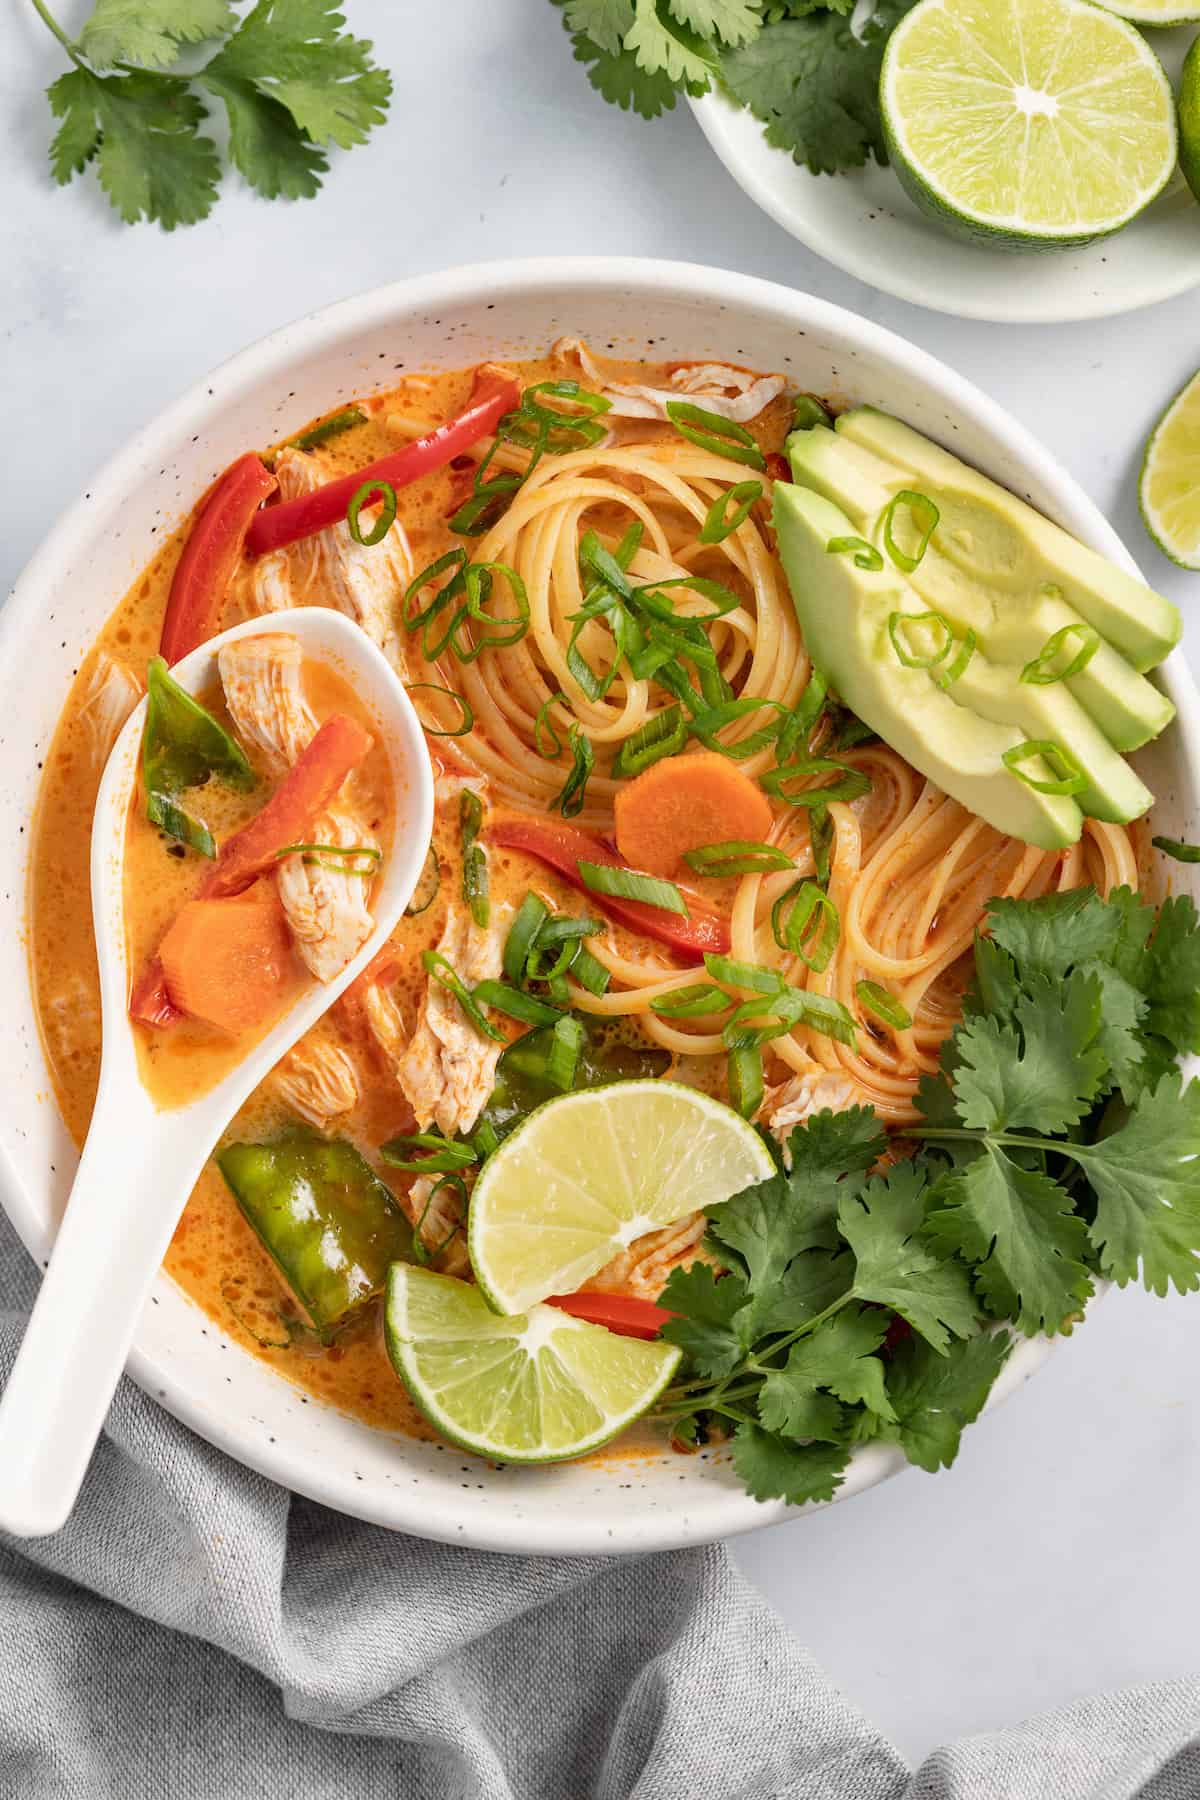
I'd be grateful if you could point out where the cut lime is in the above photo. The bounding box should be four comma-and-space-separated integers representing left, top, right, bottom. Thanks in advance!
1181, 34, 1200, 207
468, 1080, 775, 1316
383, 1263, 681, 1462
1094, 1, 1200, 18
880, 0, 1178, 249
1141, 368, 1200, 570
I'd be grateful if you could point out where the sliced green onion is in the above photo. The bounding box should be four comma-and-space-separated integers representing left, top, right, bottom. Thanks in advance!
699, 481, 764, 545
829, 712, 876, 752
405, 843, 440, 917
703, 953, 857, 1047
289, 406, 366, 452
469, 980, 563, 1027
566, 592, 632, 702
633, 575, 741, 623
1001, 740, 1087, 798
534, 693, 570, 758
613, 521, 644, 568
534, 915, 603, 950
347, 477, 397, 546
791, 395, 831, 432
1020, 623, 1102, 687
783, 988, 858, 1048
544, 1014, 585, 1092
274, 841, 381, 874
649, 983, 730, 1018
888, 610, 953, 670
612, 705, 687, 779
580, 529, 635, 602
456, 562, 530, 658
770, 880, 839, 972
409, 1174, 468, 1265
809, 804, 833, 888
722, 995, 804, 1050
147, 792, 215, 859
504, 895, 550, 984
555, 722, 594, 819
883, 490, 939, 573
728, 1044, 764, 1118
856, 980, 912, 1031
702, 953, 786, 996
460, 790, 489, 930
1152, 836, 1200, 863
421, 949, 506, 1043
761, 755, 872, 808
687, 696, 787, 761
447, 475, 522, 537
665, 400, 766, 471
827, 535, 883, 573
935, 628, 977, 691
406, 682, 474, 737
402, 549, 467, 631
776, 669, 828, 762
472, 1119, 501, 1162
379, 1133, 477, 1174
578, 861, 687, 915
569, 946, 611, 996
684, 840, 793, 877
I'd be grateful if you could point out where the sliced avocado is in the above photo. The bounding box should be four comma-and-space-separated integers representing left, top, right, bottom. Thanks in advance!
830, 407, 1181, 672
771, 485, 1083, 851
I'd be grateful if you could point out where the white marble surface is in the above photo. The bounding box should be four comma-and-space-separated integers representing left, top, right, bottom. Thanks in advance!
3, 0, 1199, 1770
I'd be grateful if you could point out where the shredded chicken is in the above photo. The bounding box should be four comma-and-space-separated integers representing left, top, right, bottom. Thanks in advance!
364, 977, 406, 1068
763, 1071, 858, 1156
584, 1212, 716, 1300
554, 337, 785, 424
276, 810, 379, 983
402, 1175, 471, 1279
393, 903, 506, 1139
271, 1037, 360, 1130
218, 633, 318, 774
77, 652, 142, 770
248, 449, 412, 670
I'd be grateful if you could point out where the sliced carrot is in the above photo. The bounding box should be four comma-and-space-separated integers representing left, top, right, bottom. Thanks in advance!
613, 751, 774, 879
202, 713, 372, 899
159, 882, 294, 1036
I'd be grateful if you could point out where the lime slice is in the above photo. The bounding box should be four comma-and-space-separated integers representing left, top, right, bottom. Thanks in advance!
1093, 1, 1200, 18
1140, 369, 1200, 570
880, 0, 1178, 249
468, 1080, 775, 1316
383, 1263, 681, 1462
1181, 34, 1200, 207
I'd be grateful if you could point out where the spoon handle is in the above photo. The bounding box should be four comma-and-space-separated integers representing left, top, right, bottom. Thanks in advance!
0, 1101, 190, 1537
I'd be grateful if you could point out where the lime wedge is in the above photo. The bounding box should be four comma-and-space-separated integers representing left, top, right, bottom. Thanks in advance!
468, 1080, 775, 1316
1181, 34, 1200, 207
383, 1263, 681, 1462
880, 0, 1177, 249
1141, 369, 1200, 571
1094, 1, 1200, 17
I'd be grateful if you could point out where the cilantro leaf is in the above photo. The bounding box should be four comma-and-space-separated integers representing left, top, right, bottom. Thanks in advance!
730, 1424, 850, 1505
1081, 960, 1146, 1101
1143, 896, 1200, 1057
740, 1247, 852, 1338
561, 0, 635, 54
665, 0, 761, 46
78, 0, 236, 71
963, 934, 1021, 1023
884, 1330, 1012, 1473
952, 972, 1106, 1137
59, 68, 221, 230
925, 1150, 1094, 1335
552, 2, 683, 116
658, 1263, 751, 1376
47, 70, 103, 183
719, 8, 898, 177
839, 1163, 978, 1352
759, 1303, 893, 1436
985, 887, 1124, 982
1072, 1073, 1200, 1296
204, 0, 391, 151
200, 71, 328, 199
626, 0, 717, 85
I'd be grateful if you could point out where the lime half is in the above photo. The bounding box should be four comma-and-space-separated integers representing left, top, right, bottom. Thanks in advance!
1093, 1, 1200, 18
1141, 369, 1200, 570
468, 1080, 775, 1316
384, 1263, 680, 1462
1181, 34, 1200, 207
880, 0, 1178, 249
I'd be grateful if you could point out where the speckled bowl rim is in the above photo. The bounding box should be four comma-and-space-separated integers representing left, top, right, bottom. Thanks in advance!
3, 258, 1196, 1555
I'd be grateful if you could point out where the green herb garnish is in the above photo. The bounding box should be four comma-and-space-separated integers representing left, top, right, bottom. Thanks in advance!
289, 407, 367, 452
665, 401, 766, 471
579, 861, 687, 914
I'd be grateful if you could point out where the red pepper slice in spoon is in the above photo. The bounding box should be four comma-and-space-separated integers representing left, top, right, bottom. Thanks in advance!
159, 453, 278, 664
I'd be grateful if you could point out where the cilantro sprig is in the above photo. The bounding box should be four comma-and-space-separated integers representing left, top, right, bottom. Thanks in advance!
550, 0, 916, 173
656, 885, 1200, 1507
35, 0, 391, 229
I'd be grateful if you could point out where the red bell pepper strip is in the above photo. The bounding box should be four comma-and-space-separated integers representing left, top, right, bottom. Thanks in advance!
202, 713, 373, 899
487, 817, 730, 962
546, 1292, 676, 1340
245, 376, 522, 558
129, 957, 182, 1028
160, 454, 278, 664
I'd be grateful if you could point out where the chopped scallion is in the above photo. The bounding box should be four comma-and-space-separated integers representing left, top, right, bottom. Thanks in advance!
1020, 623, 1101, 686
534, 693, 569, 759
406, 682, 474, 737
555, 722, 594, 818
699, 480, 764, 545
578, 861, 687, 915
147, 793, 215, 859
457, 562, 530, 659
761, 755, 872, 808
809, 804, 833, 888
421, 949, 506, 1042
612, 705, 687, 779
856, 980, 912, 1031
289, 407, 366, 452
728, 1044, 764, 1118
379, 1133, 477, 1174
664, 400, 766, 471
1151, 836, 1200, 863
791, 395, 831, 432
649, 983, 730, 1018
544, 1014, 585, 1091
684, 840, 794, 877
770, 880, 839, 972
827, 535, 883, 573
888, 610, 953, 671
346, 477, 397, 546
405, 843, 440, 917
469, 980, 563, 1027
569, 946, 611, 996
402, 549, 467, 632
882, 490, 939, 573
935, 628, 977, 690
775, 669, 828, 762
504, 895, 550, 984
460, 789, 489, 929
1001, 740, 1087, 797
274, 841, 381, 874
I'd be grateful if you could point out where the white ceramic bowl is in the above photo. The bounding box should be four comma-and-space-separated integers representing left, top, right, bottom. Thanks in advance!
3, 258, 1197, 1555
690, 24, 1200, 325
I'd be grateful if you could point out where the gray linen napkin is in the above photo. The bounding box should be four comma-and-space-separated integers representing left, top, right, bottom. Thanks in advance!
2, 1209, 1197, 1800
